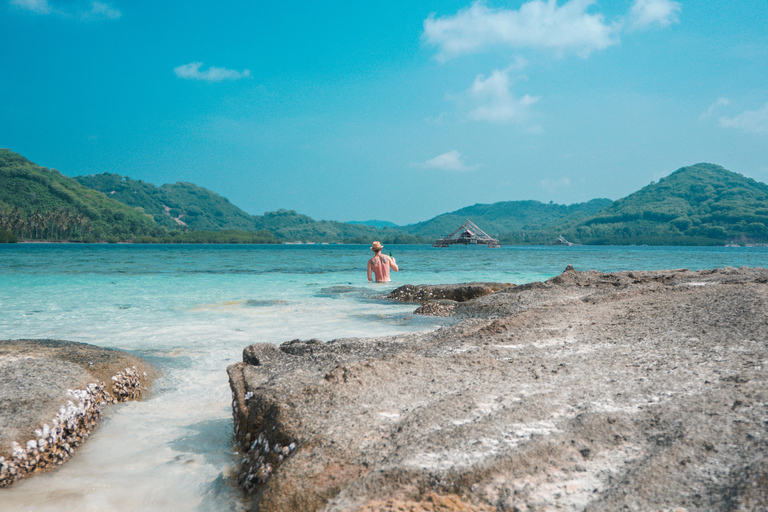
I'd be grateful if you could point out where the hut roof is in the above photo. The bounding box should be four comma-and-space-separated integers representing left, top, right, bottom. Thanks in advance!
433, 220, 500, 247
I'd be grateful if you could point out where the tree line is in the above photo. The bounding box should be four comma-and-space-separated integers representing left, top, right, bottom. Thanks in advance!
0, 207, 93, 241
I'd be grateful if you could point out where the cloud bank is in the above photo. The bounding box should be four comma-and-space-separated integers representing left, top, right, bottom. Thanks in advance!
419, 150, 479, 172
424, 0, 682, 61
424, 0, 620, 61
174, 62, 252, 82
719, 102, 768, 134
10, 0, 121, 20
424, 0, 682, 126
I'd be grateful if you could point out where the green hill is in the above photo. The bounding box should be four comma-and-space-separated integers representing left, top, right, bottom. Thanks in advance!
402, 199, 613, 241
567, 163, 768, 245
0, 149, 422, 244
73, 173, 257, 231
254, 209, 424, 244
73, 174, 425, 243
0, 149, 161, 241
6, 149, 765, 246
349, 220, 399, 229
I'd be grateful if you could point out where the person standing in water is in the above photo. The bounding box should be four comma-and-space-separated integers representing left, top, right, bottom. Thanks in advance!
367, 241, 398, 282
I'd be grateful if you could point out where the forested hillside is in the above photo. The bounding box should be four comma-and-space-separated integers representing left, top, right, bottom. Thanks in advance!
254, 209, 424, 244
402, 199, 613, 241
1, 149, 421, 243
564, 163, 768, 245
74, 174, 424, 243
0, 149, 161, 241
73, 173, 257, 231
4, 149, 766, 246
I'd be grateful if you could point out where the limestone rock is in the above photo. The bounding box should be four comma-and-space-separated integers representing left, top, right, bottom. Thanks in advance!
229, 267, 768, 511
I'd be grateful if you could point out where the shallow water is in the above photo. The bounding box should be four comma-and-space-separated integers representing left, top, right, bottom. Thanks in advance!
0, 243, 766, 510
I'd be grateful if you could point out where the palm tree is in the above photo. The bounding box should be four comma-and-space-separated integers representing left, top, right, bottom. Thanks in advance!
32, 211, 44, 239
45, 210, 58, 240
9, 208, 23, 239
78, 214, 91, 238
59, 210, 71, 240
0, 209, 10, 232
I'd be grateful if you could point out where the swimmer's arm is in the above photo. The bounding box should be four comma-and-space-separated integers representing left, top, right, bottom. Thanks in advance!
389, 257, 399, 272
367, 260, 373, 281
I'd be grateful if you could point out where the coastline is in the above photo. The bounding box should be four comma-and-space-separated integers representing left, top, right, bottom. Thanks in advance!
228, 266, 768, 511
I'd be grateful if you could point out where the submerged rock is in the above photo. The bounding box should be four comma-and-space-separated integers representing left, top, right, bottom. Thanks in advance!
229, 267, 768, 511
0, 339, 158, 487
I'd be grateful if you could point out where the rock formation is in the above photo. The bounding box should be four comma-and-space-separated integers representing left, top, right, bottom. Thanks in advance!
387, 282, 514, 304
0, 339, 157, 487
228, 267, 768, 511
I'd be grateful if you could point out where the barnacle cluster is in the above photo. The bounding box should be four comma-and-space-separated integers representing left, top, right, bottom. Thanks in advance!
109, 366, 145, 402
0, 367, 148, 487
237, 433, 297, 494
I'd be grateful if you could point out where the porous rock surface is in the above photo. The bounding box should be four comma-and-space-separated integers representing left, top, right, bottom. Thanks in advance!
413, 300, 458, 317
387, 282, 514, 304
0, 339, 157, 486
228, 267, 768, 511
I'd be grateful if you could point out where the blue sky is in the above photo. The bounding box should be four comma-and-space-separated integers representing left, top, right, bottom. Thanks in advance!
1, 0, 767, 224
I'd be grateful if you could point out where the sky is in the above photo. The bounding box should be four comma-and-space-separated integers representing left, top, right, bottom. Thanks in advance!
1, 0, 767, 225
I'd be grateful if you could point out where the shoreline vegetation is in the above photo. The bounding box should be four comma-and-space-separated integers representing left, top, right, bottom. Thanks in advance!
3, 149, 768, 246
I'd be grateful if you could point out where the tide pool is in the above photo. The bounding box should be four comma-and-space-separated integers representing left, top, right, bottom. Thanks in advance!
0, 243, 765, 510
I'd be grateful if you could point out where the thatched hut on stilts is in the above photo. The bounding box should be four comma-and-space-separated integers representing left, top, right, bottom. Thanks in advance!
433, 219, 501, 248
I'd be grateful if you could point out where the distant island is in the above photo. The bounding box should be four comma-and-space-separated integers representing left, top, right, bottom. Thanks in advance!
2, 149, 767, 246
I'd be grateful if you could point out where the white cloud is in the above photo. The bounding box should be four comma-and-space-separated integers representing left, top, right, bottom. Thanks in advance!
423, 0, 684, 60
699, 97, 730, 120
423, 0, 620, 61
420, 150, 479, 172
541, 176, 571, 192
80, 1, 120, 20
629, 0, 681, 30
719, 102, 768, 134
10, 0, 121, 20
174, 62, 252, 82
466, 66, 540, 123
10, 0, 50, 14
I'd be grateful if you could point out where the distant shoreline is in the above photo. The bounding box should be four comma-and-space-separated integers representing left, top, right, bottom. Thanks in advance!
9, 240, 768, 247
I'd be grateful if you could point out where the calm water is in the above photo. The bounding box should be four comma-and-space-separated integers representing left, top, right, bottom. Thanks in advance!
0, 243, 766, 511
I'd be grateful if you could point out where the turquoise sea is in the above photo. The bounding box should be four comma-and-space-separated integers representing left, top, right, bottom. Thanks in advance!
1, 243, 766, 511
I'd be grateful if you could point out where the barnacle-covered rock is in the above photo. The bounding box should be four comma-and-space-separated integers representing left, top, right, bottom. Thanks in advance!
230, 268, 768, 512
0, 339, 158, 487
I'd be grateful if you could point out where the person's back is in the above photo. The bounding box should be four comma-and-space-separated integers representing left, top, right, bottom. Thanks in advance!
367, 241, 398, 282
369, 254, 393, 282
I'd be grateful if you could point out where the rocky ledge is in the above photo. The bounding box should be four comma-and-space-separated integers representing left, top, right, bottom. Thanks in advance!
387, 282, 514, 304
228, 267, 768, 511
0, 339, 158, 487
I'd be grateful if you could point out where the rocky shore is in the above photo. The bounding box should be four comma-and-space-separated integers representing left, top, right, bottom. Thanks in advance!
0, 339, 157, 487
228, 266, 768, 511
387, 282, 515, 318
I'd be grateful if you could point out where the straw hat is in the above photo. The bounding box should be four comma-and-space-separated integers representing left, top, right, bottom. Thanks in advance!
371, 241, 383, 251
